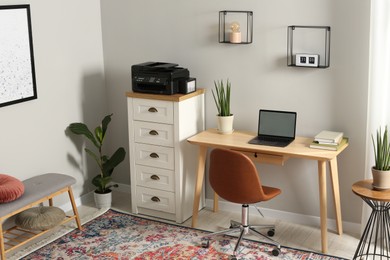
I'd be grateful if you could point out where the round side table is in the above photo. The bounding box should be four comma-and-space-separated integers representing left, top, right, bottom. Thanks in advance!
352, 179, 390, 259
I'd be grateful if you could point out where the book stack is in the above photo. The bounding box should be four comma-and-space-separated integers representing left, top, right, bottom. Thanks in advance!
310, 130, 347, 151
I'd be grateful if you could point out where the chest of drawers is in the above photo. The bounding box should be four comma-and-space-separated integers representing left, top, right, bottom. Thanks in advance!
127, 90, 205, 223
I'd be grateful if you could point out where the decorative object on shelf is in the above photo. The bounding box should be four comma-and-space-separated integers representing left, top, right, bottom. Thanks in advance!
230, 21, 241, 43
287, 25, 331, 68
212, 79, 234, 134
219, 11, 253, 44
68, 114, 126, 208
0, 5, 37, 108
371, 126, 390, 190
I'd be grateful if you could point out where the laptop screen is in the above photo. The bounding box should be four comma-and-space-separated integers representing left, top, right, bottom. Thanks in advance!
258, 110, 297, 138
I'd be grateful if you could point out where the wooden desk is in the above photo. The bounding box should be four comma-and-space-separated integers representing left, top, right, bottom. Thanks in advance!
187, 129, 349, 253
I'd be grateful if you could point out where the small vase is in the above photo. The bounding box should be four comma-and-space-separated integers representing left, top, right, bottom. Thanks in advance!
94, 190, 112, 208
217, 115, 234, 134
372, 167, 390, 190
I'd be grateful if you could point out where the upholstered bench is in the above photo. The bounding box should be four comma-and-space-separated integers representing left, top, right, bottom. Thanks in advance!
0, 173, 82, 260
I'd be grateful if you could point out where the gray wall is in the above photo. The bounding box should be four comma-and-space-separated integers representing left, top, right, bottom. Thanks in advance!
101, 0, 370, 224
0, 0, 370, 226
0, 0, 106, 203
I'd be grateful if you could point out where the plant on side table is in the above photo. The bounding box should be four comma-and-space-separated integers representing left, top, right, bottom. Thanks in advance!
372, 126, 390, 190
68, 114, 126, 208
212, 79, 234, 134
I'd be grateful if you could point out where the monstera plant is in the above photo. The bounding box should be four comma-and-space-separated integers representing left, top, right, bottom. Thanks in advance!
68, 114, 126, 208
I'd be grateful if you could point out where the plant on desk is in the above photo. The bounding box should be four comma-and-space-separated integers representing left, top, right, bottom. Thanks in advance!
68, 114, 126, 208
212, 79, 234, 134
371, 126, 390, 190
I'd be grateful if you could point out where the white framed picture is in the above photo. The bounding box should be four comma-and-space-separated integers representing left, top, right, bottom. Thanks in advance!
0, 4, 37, 107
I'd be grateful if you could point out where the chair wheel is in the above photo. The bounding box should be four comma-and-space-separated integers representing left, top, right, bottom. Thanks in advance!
267, 228, 275, 236
229, 255, 237, 260
201, 240, 210, 248
272, 247, 281, 256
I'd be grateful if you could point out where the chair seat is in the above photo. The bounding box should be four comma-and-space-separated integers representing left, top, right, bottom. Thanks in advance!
262, 186, 282, 201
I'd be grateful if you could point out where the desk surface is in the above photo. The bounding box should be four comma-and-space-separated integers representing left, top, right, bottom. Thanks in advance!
187, 128, 348, 161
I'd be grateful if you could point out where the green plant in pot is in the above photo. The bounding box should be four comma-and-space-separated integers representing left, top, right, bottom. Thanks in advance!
371, 126, 390, 190
68, 114, 126, 208
212, 79, 233, 134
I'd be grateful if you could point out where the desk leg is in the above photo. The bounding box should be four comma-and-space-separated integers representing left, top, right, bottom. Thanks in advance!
329, 157, 343, 235
214, 192, 219, 212
191, 145, 207, 228
318, 160, 328, 254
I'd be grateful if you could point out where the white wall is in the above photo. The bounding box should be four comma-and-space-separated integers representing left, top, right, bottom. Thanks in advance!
101, 0, 371, 224
0, 0, 370, 226
0, 0, 106, 203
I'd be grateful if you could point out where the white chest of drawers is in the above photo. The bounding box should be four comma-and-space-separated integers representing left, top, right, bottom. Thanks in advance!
127, 90, 205, 223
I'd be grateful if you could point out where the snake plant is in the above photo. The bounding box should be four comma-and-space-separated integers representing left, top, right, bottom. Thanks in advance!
212, 79, 232, 117
372, 126, 390, 171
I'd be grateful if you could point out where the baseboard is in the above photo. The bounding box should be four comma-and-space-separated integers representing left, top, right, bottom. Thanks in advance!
205, 199, 361, 236
60, 183, 360, 236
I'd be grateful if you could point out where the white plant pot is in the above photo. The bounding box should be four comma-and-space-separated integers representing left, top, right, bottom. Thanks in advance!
94, 191, 112, 209
217, 115, 234, 134
372, 167, 390, 190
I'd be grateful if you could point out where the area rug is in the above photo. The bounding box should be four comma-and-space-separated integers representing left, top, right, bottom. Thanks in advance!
22, 209, 346, 260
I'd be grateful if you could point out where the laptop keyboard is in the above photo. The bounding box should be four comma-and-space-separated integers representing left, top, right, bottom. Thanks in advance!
262, 136, 283, 142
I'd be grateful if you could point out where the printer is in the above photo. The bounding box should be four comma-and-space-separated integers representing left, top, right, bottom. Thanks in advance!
131, 62, 196, 95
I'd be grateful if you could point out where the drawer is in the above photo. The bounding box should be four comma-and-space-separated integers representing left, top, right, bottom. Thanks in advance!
136, 186, 175, 214
133, 98, 174, 124
134, 121, 174, 147
136, 165, 175, 192
135, 143, 174, 170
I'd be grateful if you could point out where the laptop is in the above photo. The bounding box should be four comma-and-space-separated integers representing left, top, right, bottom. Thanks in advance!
249, 109, 297, 147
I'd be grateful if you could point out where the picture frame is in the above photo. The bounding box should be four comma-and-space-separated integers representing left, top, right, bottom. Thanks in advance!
0, 4, 37, 108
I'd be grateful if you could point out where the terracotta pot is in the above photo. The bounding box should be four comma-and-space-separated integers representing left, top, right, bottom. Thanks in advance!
217, 115, 234, 134
372, 167, 390, 190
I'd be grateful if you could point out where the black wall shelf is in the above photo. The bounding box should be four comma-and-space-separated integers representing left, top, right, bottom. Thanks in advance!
219, 11, 253, 44
287, 25, 331, 68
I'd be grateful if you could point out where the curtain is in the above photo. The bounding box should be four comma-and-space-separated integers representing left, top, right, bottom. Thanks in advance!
363, 0, 390, 229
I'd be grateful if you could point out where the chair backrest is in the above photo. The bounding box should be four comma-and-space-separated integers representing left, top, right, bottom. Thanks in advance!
209, 148, 269, 204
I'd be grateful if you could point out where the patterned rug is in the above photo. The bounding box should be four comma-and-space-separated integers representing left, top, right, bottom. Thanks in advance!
22, 209, 346, 260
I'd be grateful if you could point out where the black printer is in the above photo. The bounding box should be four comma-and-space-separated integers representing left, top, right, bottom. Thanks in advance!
131, 62, 194, 95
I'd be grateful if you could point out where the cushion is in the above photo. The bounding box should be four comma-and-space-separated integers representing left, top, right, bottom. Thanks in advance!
0, 174, 24, 203
15, 206, 66, 231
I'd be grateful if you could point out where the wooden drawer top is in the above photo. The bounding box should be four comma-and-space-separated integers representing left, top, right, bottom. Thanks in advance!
126, 88, 205, 102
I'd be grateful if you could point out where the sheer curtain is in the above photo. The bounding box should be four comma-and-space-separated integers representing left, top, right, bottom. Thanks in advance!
363, 0, 390, 226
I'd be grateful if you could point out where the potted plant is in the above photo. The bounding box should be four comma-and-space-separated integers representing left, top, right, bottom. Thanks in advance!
372, 126, 390, 190
212, 79, 234, 134
68, 114, 126, 208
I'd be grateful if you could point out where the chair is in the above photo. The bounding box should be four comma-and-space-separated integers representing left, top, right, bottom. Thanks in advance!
202, 148, 282, 259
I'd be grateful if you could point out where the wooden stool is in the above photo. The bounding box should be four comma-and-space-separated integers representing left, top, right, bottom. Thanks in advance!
352, 179, 390, 259
0, 173, 82, 260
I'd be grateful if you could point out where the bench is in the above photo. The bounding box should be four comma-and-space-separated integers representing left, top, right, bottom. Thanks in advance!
0, 173, 82, 259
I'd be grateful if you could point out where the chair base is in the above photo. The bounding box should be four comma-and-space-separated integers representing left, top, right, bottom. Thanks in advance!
201, 205, 281, 258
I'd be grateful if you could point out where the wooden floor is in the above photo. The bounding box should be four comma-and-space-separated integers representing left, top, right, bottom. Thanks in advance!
7, 190, 360, 259
110, 190, 359, 259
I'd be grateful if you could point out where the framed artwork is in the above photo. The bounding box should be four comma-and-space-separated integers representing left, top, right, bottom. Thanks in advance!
0, 5, 37, 107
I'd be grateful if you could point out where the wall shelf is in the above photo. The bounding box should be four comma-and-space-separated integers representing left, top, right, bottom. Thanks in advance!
219, 11, 253, 44
287, 25, 331, 68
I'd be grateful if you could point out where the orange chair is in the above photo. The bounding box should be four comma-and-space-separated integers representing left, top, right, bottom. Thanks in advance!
202, 148, 282, 259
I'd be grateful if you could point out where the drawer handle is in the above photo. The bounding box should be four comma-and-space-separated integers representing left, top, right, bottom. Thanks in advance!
149, 130, 159, 136
150, 152, 159, 158
148, 107, 158, 113
150, 174, 160, 181
151, 196, 160, 202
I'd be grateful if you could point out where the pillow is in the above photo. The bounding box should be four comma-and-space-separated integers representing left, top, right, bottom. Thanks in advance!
0, 174, 24, 203
15, 206, 66, 231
